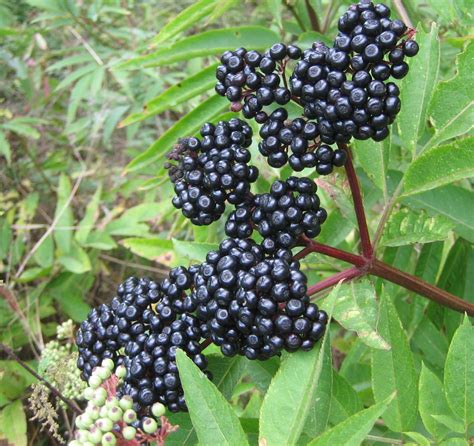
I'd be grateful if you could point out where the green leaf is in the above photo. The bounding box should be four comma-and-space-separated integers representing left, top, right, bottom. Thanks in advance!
206, 355, 246, 400
75, 185, 102, 245
297, 31, 332, 47
176, 349, 249, 446
444, 318, 474, 429
172, 239, 218, 263
353, 138, 390, 197
125, 95, 228, 172
412, 318, 449, 369
419, 363, 458, 441
120, 64, 218, 126
307, 395, 394, 446
329, 371, 363, 426
58, 242, 91, 274
397, 23, 440, 155
403, 137, 474, 196
33, 234, 54, 268
439, 439, 469, 446
53, 174, 74, 254
245, 358, 279, 392
259, 329, 331, 445
121, 26, 279, 69
2, 121, 40, 139
0, 131, 11, 164
53, 63, 97, 91
0, 400, 27, 446
120, 238, 173, 260
151, 0, 220, 45
431, 414, 465, 434
402, 184, 474, 243
371, 292, 418, 432
427, 41, 474, 148
0, 361, 36, 401
321, 280, 390, 350
404, 432, 431, 446
381, 208, 454, 247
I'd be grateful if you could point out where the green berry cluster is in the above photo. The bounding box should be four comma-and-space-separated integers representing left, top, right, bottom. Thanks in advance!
69, 358, 167, 446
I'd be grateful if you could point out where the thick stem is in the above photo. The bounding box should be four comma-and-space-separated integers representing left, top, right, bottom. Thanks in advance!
307, 267, 363, 296
339, 144, 373, 258
0, 343, 82, 414
297, 237, 366, 267
369, 260, 474, 316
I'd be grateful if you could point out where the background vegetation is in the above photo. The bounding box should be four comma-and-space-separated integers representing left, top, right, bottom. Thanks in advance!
0, 0, 472, 445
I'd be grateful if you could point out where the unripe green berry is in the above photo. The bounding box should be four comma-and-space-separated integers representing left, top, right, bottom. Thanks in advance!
93, 387, 107, 406
119, 396, 133, 411
123, 409, 137, 424
68, 440, 81, 446
82, 442, 94, 446
115, 365, 126, 379
102, 358, 115, 371
99, 405, 109, 418
97, 367, 111, 381
83, 387, 95, 400
122, 426, 137, 440
142, 417, 158, 434
87, 404, 100, 421
102, 432, 117, 445
108, 406, 123, 422
96, 417, 113, 432
75, 429, 89, 442
87, 426, 102, 444
88, 375, 102, 389
79, 413, 93, 428
151, 402, 166, 418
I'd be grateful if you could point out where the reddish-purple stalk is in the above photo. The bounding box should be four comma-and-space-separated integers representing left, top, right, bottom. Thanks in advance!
300, 146, 474, 316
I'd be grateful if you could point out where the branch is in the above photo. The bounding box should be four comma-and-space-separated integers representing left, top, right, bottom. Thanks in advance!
0, 343, 82, 414
304, 0, 320, 32
339, 144, 373, 258
307, 267, 363, 296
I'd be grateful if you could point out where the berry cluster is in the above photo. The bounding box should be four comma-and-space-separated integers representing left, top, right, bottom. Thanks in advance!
226, 177, 327, 253
69, 359, 176, 446
292, 1, 418, 143
258, 107, 347, 172
166, 118, 258, 225
215, 44, 302, 119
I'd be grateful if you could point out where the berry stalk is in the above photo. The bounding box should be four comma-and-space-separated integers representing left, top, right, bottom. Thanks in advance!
307, 267, 364, 296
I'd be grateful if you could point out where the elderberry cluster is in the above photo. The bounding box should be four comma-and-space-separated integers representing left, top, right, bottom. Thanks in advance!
226, 177, 327, 253
215, 44, 303, 119
258, 107, 347, 172
166, 118, 257, 225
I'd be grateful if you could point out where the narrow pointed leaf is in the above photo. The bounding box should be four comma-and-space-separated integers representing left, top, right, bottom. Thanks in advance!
404, 137, 474, 196
121, 27, 279, 69
307, 395, 394, 446
426, 41, 474, 148
444, 318, 474, 428
371, 292, 418, 432
398, 23, 440, 155
176, 349, 249, 446
419, 363, 457, 441
329, 371, 363, 425
120, 64, 218, 127
259, 326, 332, 445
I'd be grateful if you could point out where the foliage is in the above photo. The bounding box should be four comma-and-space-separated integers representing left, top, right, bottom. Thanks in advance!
0, 0, 472, 445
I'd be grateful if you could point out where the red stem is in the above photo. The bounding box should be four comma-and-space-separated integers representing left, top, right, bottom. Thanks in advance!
297, 237, 366, 267
307, 267, 363, 296
339, 144, 373, 259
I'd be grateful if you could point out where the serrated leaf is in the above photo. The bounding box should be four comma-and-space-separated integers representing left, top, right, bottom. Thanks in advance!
0, 400, 27, 446
125, 95, 228, 172
172, 239, 218, 263
419, 363, 458, 441
121, 238, 173, 261
371, 292, 418, 432
353, 138, 390, 198
397, 23, 440, 156
403, 137, 474, 196
444, 318, 474, 429
329, 372, 363, 426
121, 26, 279, 69
381, 208, 454, 247
307, 395, 394, 446
53, 174, 74, 254
321, 280, 390, 350
120, 64, 218, 127
151, 0, 220, 45
176, 349, 249, 446
259, 328, 331, 445
402, 184, 474, 243
0, 131, 11, 164
427, 41, 474, 148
